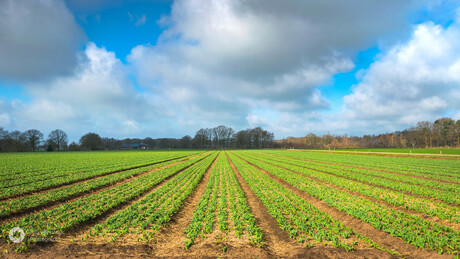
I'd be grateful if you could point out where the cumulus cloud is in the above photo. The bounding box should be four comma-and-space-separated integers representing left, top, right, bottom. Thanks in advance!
0, 113, 10, 126
4, 0, 452, 139
0, 0, 86, 81
343, 19, 460, 132
2, 43, 168, 140
128, 0, 417, 134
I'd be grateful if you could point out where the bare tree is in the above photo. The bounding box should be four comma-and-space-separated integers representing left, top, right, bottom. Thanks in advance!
212, 125, 233, 148
48, 129, 68, 151
416, 121, 432, 147
193, 129, 209, 148
24, 129, 43, 151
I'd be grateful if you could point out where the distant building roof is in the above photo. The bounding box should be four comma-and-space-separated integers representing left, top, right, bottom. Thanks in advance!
122, 143, 148, 149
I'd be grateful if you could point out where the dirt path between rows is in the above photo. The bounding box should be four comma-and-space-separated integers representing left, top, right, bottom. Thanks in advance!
0, 153, 210, 225
250, 153, 460, 208
147, 151, 228, 257
255, 152, 459, 193
64, 153, 213, 241
0, 153, 215, 259
248, 155, 459, 232
0, 153, 201, 202
233, 153, 448, 259
261, 151, 460, 185
227, 153, 308, 258
228, 153, 401, 259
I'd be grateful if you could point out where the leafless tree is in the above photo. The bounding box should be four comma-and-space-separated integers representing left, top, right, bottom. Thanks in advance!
24, 129, 43, 151
48, 129, 68, 151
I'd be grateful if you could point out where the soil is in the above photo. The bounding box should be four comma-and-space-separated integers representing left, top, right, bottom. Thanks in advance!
232, 153, 449, 259
246, 154, 460, 231
255, 152, 460, 208
0, 153, 198, 202
0, 151, 456, 258
261, 151, 460, 185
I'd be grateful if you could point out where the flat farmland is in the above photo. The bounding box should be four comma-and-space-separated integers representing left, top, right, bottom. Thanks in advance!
0, 150, 459, 258
317, 148, 460, 156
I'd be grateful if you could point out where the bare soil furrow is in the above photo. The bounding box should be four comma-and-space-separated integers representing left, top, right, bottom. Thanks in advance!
235, 154, 447, 259
147, 152, 224, 257
0, 153, 200, 202
0, 154, 206, 223
227, 153, 310, 258
62, 153, 213, 240
259, 153, 457, 193
252, 156, 459, 232
269, 151, 460, 184
230, 153, 399, 259
251, 153, 460, 208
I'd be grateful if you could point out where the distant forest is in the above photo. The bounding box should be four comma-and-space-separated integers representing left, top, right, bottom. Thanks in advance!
279, 117, 460, 149
0, 117, 459, 152
0, 125, 274, 152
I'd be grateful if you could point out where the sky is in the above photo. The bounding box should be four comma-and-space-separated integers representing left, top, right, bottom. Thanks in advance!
1, 0, 460, 142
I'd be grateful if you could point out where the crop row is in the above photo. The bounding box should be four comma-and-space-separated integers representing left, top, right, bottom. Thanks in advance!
88, 152, 219, 243
0, 152, 194, 188
228, 152, 361, 251
185, 153, 221, 247
243, 152, 460, 224
263, 150, 460, 181
257, 152, 458, 192
0, 155, 200, 218
246, 152, 459, 205
234, 152, 460, 255
225, 153, 263, 245
0, 152, 213, 243
0, 152, 200, 199
0, 151, 199, 180
184, 152, 263, 249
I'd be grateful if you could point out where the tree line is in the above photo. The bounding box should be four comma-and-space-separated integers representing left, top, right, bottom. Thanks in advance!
2, 118, 459, 152
279, 117, 460, 149
193, 126, 274, 149
0, 125, 275, 152
0, 128, 68, 152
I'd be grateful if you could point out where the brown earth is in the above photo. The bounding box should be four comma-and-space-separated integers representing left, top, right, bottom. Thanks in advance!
251, 152, 460, 208
259, 151, 460, 185
245, 153, 460, 231
231, 152, 450, 259
0, 153, 200, 202
0, 153, 210, 224
0, 151, 456, 258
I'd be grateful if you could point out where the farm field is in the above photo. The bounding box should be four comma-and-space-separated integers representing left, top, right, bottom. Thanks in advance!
318, 148, 460, 155
0, 150, 459, 258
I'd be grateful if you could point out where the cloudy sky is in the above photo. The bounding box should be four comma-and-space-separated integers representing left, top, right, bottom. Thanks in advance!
1, 0, 460, 141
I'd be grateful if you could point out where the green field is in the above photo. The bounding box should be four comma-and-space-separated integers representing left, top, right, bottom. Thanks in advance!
0, 150, 459, 257
322, 148, 460, 155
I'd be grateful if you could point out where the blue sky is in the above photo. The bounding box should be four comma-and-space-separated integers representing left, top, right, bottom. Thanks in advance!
1, 0, 460, 142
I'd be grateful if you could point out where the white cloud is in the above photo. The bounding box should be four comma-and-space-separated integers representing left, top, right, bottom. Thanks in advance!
0, 0, 86, 81
128, 0, 417, 136
343, 19, 460, 132
2, 43, 169, 140
0, 113, 10, 126
453, 111, 460, 121
4, 0, 453, 140
246, 113, 268, 128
